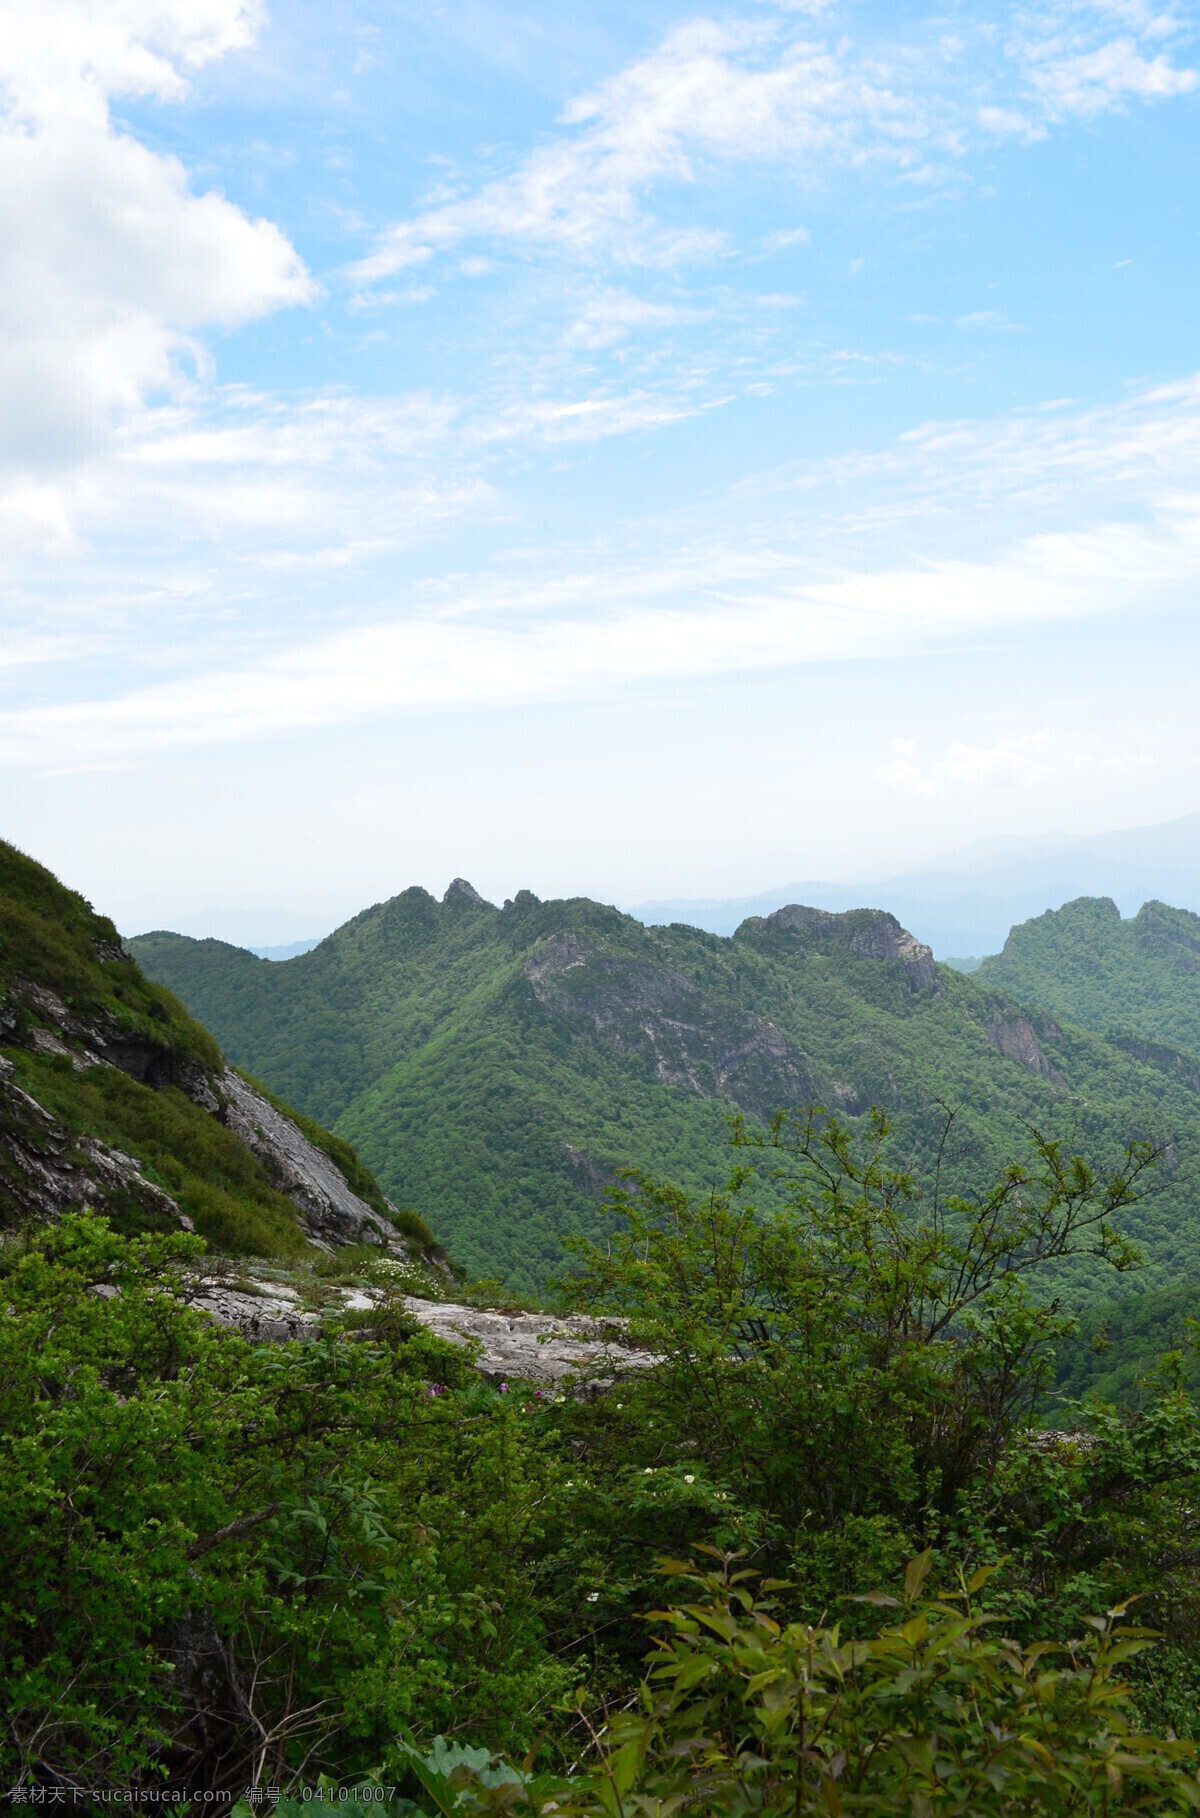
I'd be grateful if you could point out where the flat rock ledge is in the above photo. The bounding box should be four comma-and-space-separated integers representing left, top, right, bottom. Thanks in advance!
401, 1299, 658, 1387
191, 1278, 658, 1388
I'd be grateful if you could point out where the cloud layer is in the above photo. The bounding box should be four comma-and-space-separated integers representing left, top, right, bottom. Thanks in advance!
6, 370, 1200, 769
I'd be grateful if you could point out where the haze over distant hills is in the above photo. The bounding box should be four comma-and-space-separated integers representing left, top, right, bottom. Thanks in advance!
628, 814, 1200, 960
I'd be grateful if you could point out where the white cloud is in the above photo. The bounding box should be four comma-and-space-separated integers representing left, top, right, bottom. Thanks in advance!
956, 309, 1026, 331
563, 288, 693, 349
350, 2, 1198, 287
0, 0, 312, 473
876, 724, 1167, 799
8, 373, 1200, 768
1008, 0, 1198, 122
0, 0, 265, 123
349, 16, 933, 282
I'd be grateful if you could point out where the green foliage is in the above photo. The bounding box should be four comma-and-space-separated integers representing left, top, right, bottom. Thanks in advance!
0, 840, 406, 1259
0, 1213, 582, 1791
392, 1206, 437, 1249
130, 889, 1200, 1304
9, 1047, 307, 1253
978, 896, 1200, 1059
559, 1111, 1154, 1539
9, 1110, 1200, 1800
538, 1556, 1200, 1815
1055, 1284, 1200, 1405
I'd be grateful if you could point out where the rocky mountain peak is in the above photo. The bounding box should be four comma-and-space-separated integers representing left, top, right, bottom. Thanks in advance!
750, 904, 940, 993
443, 878, 490, 907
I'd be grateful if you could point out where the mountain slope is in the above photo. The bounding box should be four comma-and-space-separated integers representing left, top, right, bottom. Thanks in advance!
132, 884, 1200, 1299
976, 897, 1200, 1056
0, 841, 410, 1258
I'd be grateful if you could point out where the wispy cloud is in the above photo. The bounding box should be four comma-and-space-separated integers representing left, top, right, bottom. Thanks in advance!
8, 372, 1200, 768
349, 16, 936, 284
350, 1, 1198, 288
956, 309, 1027, 331
876, 722, 1170, 798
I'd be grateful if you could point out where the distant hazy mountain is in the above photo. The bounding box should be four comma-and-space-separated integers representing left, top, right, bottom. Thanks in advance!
627, 812, 1200, 959
130, 908, 327, 951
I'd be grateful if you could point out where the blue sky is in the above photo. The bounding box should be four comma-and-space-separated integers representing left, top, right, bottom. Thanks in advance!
2, 0, 1199, 936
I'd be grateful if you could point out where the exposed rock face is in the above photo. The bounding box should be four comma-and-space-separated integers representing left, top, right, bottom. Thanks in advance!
13, 979, 218, 1099
217, 1069, 398, 1250
443, 878, 490, 907
987, 1013, 1064, 1082
400, 1299, 657, 1387
524, 934, 822, 1120
193, 1273, 658, 1389
0, 1056, 193, 1229
0, 978, 398, 1252
760, 905, 941, 994
189, 1276, 322, 1344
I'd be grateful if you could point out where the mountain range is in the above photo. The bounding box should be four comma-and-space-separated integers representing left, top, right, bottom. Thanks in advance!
629, 812, 1200, 959
131, 880, 1200, 1306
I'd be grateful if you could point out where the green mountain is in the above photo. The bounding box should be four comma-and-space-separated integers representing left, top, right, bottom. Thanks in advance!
969, 896, 1200, 1399
977, 896, 1200, 1055
132, 883, 1200, 1301
0, 840, 415, 1259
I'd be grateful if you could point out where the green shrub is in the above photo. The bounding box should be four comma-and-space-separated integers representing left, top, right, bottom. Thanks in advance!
392, 1206, 436, 1249
539, 1554, 1200, 1814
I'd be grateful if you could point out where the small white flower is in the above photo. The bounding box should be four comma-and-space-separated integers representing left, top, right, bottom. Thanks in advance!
586, 1591, 600, 1603
643, 1466, 654, 1474
684, 1474, 695, 1485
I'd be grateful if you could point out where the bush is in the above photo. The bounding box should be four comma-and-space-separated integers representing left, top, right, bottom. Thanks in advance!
542, 1553, 1200, 1814
393, 1206, 437, 1249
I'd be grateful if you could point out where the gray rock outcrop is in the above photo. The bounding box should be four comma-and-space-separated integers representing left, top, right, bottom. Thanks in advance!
192, 1273, 658, 1388
398, 1298, 658, 1387
523, 934, 821, 1120
987, 1013, 1064, 1083
217, 1069, 399, 1250
762, 905, 941, 993
0, 1054, 195, 1230
0, 977, 402, 1254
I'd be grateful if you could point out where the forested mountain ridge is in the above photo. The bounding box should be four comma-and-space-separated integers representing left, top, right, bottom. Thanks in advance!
0, 839, 414, 1258
977, 895, 1200, 1055
133, 881, 1200, 1298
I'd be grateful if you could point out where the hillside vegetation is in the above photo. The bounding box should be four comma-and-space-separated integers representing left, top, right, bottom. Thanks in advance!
974, 895, 1200, 1405
978, 895, 1200, 1054
133, 885, 1200, 1303
0, 840, 404, 1258
10, 850, 1200, 1800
